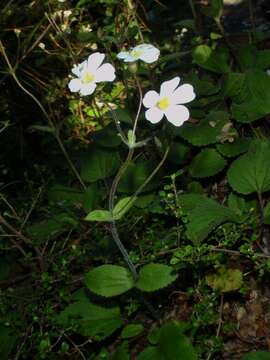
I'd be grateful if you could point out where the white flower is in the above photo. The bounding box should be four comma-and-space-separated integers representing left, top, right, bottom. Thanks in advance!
68, 52, 116, 96
117, 44, 160, 64
267, 69, 270, 76
143, 76, 196, 127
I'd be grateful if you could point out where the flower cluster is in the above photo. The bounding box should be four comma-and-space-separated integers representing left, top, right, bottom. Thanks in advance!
68, 44, 196, 127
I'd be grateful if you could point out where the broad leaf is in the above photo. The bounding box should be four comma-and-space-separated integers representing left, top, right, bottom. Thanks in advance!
121, 324, 144, 339
192, 45, 230, 73
56, 289, 123, 340
189, 148, 227, 178
81, 148, 120, 182
85, 265, 134, 297
227, 140, 270, 194
85, 210, 113, 222
135, 263, 177, 292
216, 138, 251, 157
179, 194, 240, 242
179, 111, 230, 146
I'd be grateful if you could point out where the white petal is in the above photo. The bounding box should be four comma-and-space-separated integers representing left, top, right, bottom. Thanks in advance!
80, 83, 96, 96
94, 63, 116, 83
164, 105, 190, 126
171, 84, 196, 105
139, 48, 160, 63
71, 60, 87, 77
87, 52, 105, 72
145, 107, 164, 124
68, 78, 82, 92
143, 90, 160, 108
117, 51, 129, 59
160, 77, 180, 97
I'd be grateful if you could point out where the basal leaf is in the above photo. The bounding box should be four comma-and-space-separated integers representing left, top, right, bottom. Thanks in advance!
189, 148, 227, 178
56, 289, 123, 339
216, 138, 251, 157
135, 264, 177, 292
192, 45, 230, 73
85, 265, 134, 297
81, 148, 120, 182
227, 140, 270, 194
179, 111, 230, 146
85, 210, 113, 222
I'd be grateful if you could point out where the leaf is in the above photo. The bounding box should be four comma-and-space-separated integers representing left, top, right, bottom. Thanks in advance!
167, 142, 189, 164
157, 321, 197, 360
202, 0, 223, 20
179, 194, 240, 242
121, 324, 144, 339
81, 148, 120, 182
118, 161, 160, 193
227, 140, 270, 194
27, 213, 78, 242
135, 263, 177, 292
138, 321, 197, 360
263, 202, 270, 225
113, 196, 136, 220
216, 138, 251, 157
82, 184, 101, 212
92, 123, 121, 148
241, 351, 270, 360
85, 210, 113, 222
85, 265, 134, 297
206, 267, 243, 293
189, 149, 227, 178
228, 70, 270, 123
48, 185, 83, 206
179, 111, 230, 146
56, 289, 123, 340
192, 45, 230, 73
138, 347, 162, 360
111, 342, 130, 360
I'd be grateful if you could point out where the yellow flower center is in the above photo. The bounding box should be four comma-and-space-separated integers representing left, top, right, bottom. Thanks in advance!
157, 97, 169, 110
131, 49, 143, 58
82, 71, 95, 84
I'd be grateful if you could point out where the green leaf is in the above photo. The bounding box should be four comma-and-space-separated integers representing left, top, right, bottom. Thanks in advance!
216, 138, 251, 157
56, 289, 123, 339
27, 213, 78, 242
179, 194, 240, 242
81, 148, 120, 182
110, 108, 133, 124
111, 342, 130, 360
189, 149, 227, 178
135, 264, 177, 292
82, 184, 101, 212
118, 161, 160, 193
228, 70, 270, 123
113, 196, 136, 220
263, 202, 270, 225
48, 185, 83, 206
138, 347, 162, 360
121, 324, 144, 339
157, 321, 197, 360
227, 140, 270, 194
206, 267, 243, 293
179, 111, 230, 146
92, 124, 121, 147
241, 351, 270, 360
85, 265, 134, 297
192, 45, 230, 73
167, 142, 189, 164
138, 321, 197, 360
85, 210, 113, 222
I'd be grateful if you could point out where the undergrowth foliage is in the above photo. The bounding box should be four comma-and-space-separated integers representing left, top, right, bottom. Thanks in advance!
1, 0, 270, 359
